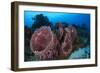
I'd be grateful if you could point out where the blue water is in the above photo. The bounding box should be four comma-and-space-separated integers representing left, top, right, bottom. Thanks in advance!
24, 11, 90, 30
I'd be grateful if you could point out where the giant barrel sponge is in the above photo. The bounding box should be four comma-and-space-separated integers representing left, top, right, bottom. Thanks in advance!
30, 23, 77, 60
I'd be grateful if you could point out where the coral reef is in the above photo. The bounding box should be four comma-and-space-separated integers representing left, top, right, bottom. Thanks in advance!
30, 23, 77, 60
68, 46, 90, 59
